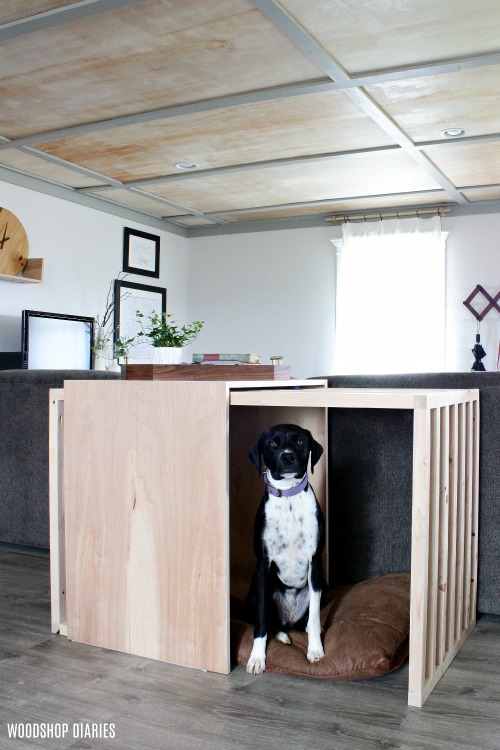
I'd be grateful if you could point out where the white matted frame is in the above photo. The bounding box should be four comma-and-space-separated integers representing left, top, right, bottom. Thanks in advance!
123, 227, 160, 278
114, 279, 166, 361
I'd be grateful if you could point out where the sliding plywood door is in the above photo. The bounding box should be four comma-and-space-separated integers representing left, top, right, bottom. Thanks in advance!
63, 381, 230, 674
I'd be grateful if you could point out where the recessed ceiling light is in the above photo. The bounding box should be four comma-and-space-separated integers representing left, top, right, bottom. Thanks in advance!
440, 128, 466, 138
174, 161, 199, 170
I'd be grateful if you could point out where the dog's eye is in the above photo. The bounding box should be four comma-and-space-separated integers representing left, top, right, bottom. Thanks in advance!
297, 439, 304, 446
270, 440, 278, 448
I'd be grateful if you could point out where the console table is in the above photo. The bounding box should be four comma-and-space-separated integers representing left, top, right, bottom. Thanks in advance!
49, 381, 479, 707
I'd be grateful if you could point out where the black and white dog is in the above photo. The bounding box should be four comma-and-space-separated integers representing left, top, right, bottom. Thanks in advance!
246, 423, 326, 675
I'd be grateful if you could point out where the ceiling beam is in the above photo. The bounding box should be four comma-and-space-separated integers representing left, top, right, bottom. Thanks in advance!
250, 0, 469, 205
0, 0, 146, 41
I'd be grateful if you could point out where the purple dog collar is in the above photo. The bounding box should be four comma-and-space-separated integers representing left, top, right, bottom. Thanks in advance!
264, 471, 309, 498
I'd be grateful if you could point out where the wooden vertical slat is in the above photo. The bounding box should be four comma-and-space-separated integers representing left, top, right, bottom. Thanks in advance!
426, 407, 440, 678
409, 403, 431, 704
437, 406, 450, 666
446, 404, 458, 653
455, 402, 466, 640
470, 399, 480, 617
49, 389, 66, 635
463, 401, 473, 628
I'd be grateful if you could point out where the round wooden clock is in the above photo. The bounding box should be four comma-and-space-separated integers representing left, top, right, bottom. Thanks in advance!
0, 207, 29, 276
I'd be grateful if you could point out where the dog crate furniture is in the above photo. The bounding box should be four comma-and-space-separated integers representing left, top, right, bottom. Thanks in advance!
49, 380, 479, 707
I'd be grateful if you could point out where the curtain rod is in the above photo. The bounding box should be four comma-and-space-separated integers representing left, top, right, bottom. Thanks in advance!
326, 207, 450, 223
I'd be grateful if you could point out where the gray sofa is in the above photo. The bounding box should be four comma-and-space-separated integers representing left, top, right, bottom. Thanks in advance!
322, 372, 500, 616
0, 369, 120, 548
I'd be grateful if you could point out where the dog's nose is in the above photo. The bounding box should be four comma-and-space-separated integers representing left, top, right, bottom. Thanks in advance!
280, 451, 295, 465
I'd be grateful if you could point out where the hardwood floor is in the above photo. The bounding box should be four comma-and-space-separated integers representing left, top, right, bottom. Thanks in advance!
1, 545, 499, 750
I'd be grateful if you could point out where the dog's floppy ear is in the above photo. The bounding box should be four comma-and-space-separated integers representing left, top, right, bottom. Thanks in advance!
307, 432, 324, 474
248, 438, 262, 473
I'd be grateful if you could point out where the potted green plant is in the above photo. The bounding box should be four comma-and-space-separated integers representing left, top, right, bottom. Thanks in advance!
136, 310, 204, 364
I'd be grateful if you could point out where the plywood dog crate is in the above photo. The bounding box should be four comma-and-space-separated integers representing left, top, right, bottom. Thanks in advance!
49, 380, 479, 707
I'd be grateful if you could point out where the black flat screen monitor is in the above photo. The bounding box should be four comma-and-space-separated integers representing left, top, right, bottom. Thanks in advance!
22, 310, 94, 370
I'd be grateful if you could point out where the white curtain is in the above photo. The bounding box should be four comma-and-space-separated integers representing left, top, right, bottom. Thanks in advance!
333, 215, 445, 374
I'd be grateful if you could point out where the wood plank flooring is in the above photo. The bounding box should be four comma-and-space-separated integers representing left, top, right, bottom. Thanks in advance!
0, 545, 499, 750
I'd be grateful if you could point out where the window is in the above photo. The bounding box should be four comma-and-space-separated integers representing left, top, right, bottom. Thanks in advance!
332, 215, 446, 374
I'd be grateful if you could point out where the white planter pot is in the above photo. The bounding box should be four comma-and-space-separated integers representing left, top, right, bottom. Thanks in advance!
152, 347, 183, 365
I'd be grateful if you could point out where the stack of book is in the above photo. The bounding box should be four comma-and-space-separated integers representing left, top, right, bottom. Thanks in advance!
192, 353, 260, 365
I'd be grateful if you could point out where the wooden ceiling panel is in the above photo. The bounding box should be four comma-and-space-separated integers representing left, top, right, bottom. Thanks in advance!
0, 149, 106, 188
220, 191, 453, 223
424, 143, 500, 187
462, 186, 500, 202
86, 188, 182, 218
169, 216, 216, 227
144, 152, 442, 214
33, 91, 395, 182
0, 1, 76, 25
0, 0, 323, 139
366, 66, 500, 142
283, 0, 500, 73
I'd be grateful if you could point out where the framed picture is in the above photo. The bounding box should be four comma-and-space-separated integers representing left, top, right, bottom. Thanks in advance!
114, 279, 166, 361
123, 227, 160, 278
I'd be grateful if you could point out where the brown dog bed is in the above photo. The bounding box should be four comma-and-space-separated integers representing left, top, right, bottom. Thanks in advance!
231, 572, 410, 680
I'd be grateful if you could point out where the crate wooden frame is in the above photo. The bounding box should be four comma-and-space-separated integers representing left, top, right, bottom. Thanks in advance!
49, 383, 479, 708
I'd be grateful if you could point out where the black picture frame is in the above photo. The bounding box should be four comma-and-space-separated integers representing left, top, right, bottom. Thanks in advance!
123, 227, 160, 278
114, 280, 166, 360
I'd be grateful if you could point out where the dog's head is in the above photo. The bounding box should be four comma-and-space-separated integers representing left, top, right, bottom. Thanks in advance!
249, 423, 323, 480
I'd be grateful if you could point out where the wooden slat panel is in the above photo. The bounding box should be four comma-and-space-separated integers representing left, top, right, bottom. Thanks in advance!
437, 406, 450, 667
63, 380, 230, 674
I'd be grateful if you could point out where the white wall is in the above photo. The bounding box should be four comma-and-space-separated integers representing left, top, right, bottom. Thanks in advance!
187, 214, 500, 377
0, 180, 189, 353
443, 212, 500, 372
2, 176, 499, 377
186, 226, 337, 379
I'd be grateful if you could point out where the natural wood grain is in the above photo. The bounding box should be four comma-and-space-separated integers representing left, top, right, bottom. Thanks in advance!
145, 151, 441, 213
0, 207, 29, 276
0, 1, 321, 139
63, 380, 230, 673
36, 91, 393, 182
122, 363, 291, 381
49, 389, 65, 635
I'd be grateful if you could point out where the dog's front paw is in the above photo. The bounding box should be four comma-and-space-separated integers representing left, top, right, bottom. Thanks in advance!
307, 639, 324, 663
246, 655, 266, 674
247, 636, 267, 675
